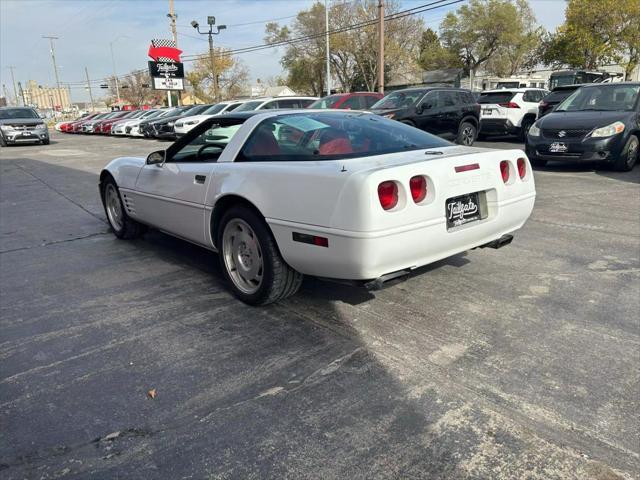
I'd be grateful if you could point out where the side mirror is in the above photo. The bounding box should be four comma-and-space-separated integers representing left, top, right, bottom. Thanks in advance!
146, 150, 165, 166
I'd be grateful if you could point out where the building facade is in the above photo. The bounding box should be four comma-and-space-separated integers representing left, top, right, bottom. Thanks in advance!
23, 80, 70, 110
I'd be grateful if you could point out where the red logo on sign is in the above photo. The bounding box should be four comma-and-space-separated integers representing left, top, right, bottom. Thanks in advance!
148, 45, 182, 62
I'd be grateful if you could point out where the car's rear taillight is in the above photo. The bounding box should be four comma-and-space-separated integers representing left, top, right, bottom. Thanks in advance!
409, 176, 426, 203
500, 161, 510, 183
499, 102, 520, 108
517, 158, 526, 179
378, 181, 398, 210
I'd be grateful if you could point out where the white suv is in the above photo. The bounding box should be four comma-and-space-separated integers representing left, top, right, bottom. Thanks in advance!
233, 96, 318, 112
478, 88, 548, 141
174, 100, 248, 138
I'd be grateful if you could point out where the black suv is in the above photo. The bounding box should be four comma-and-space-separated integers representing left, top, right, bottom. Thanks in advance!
526, 82, 640, 171
369, 87, 480, 145
538, 84, 583, 118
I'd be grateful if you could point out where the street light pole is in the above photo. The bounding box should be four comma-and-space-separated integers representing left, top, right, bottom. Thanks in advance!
42, 35, 63, 108
192, 17, 226, 102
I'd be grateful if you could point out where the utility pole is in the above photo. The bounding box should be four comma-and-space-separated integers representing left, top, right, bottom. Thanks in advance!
325, 0, 331, 96
377, 0, 384, 94
85, 66, 95, 112
192, 17, 226, 102
42, 36, 63, 109
168, 0, 179, 106
109, 41, 121, 106
7, 66, 19, 105
2, 84, 9, 106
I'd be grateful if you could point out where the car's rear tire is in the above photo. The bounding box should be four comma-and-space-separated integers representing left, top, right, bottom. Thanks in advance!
519, 118, 534, 142
456, 121, 476, 146
612, 135, 638, 172
530, 157, 547, 168
218, 205, 302, 306
100, 177, 146, 239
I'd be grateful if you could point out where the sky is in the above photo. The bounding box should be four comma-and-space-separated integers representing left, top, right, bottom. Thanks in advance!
0, 0, 568, 103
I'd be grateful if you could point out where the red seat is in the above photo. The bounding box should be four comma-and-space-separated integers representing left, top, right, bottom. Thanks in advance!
246, 128, 280, 156
318, 128, 353, 155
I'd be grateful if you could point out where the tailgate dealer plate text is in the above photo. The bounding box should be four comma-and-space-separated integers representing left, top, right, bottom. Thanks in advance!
446, 192, 482, 229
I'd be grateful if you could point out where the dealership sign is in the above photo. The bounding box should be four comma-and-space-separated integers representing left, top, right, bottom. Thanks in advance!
152, 77, 184, 90
148, 39, 184, 91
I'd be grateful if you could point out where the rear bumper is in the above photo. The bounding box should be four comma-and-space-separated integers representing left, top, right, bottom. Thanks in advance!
526, 134, 626, 163
268, 192, 535, 280
480, 118, 519, 135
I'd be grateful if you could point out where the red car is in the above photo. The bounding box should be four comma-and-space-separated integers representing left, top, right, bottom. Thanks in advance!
308, 92, 383, 110
94, 110, 136, 134
60, 113, 98, 133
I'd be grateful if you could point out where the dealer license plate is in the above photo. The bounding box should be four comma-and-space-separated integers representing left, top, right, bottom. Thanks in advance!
482, 108, 492, 115
549, 142, 568, 153
446, 192, 481, 229
22, 132, 33, 137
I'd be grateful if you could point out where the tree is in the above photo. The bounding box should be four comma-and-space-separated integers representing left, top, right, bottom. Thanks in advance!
265, 0, 424, 94
185, 48, 249, 102
485, 0, 544, 76
119, 71, 159, 107
439, 0, 524, 81
541, 0, 640, 78
417, 28, 461, 71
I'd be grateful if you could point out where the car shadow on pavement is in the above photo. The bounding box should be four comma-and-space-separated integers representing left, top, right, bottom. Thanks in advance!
2, 158, 638, 479
534, 160, 640, 184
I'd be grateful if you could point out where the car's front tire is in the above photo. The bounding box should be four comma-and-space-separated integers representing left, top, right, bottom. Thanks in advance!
529, 157, 547, 168
612, 135, 638, 172
218, 205, 302, 306
100, 177, 146, 239
0, 135, 7, 147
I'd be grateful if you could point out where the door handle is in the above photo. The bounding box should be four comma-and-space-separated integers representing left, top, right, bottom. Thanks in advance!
194, 174, 206, 184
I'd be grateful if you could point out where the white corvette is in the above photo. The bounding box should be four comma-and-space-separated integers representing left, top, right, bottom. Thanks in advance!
100, 110, 536, 305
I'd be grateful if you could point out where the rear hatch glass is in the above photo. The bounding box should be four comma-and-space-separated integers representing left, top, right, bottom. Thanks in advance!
543, 90, 575, 104
478, 91, 515, 118
478, 92, 515, 104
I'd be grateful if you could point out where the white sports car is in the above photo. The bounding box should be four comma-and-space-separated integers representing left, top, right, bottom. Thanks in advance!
100, 110, 536, 305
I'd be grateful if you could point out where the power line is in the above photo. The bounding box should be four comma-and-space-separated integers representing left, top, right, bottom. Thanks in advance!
60, 0, 463, 86
181, 0, 464, 62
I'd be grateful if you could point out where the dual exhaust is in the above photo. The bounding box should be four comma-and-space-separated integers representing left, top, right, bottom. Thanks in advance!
364, 234, 514, 290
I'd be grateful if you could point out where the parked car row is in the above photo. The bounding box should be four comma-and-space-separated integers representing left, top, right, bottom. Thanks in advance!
51, 83, 640, 172
57, 96, 319, 140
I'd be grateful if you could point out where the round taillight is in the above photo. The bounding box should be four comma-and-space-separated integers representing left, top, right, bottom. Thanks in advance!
517, 157, 526, 179
378, 181, 398, 210
409, 175, 427, 203
500, 160, 510, 183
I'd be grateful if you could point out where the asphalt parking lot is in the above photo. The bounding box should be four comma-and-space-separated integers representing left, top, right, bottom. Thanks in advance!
1, 132, 638, 479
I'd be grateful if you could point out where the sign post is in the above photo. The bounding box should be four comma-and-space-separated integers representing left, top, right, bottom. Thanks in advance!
147, 39, 184, 107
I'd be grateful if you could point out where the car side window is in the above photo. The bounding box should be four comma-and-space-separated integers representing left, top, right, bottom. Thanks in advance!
340, 96, 362, 110
261, 100, 279, 110
276, 99, 301, 109
363, 95, 380, 108
438, 91, 456, 107
523, 90, 539, 102
168, 123, 242, 163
